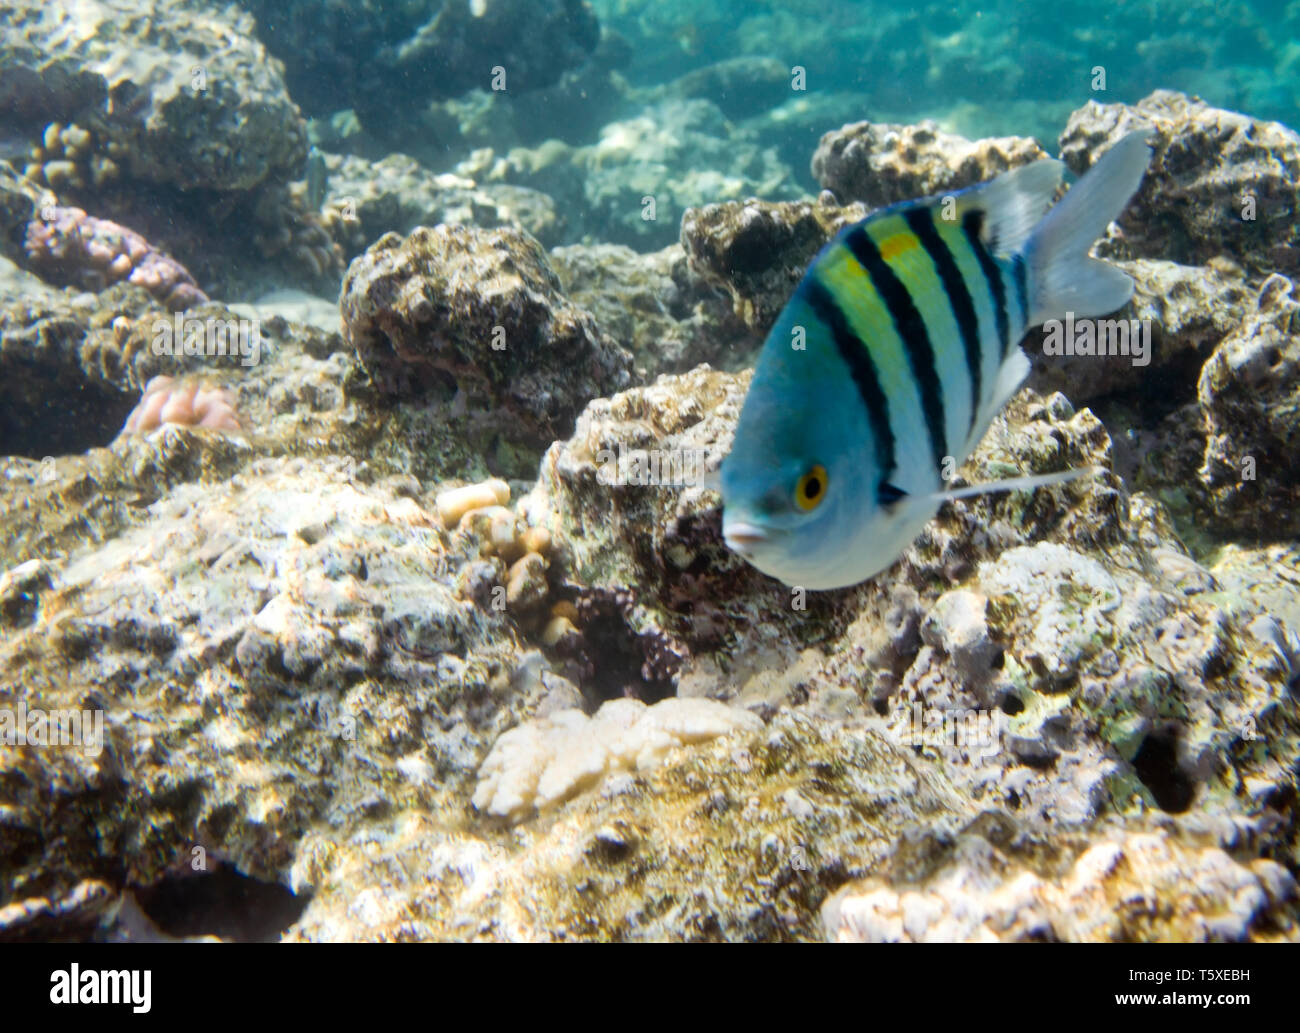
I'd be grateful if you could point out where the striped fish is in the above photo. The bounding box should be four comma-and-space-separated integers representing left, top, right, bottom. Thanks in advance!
721, 131, 1152, 589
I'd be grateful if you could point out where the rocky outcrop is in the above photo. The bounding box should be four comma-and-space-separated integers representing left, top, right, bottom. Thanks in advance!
1060, 91, 1300, 273
812, 121, 1047, 207
0, 0, 307, 192
340, 224, 632, 448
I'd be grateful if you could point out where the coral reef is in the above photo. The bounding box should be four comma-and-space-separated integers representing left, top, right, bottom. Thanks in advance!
1060, 91, 1300, 273
24, 206, 208, 311
811, 120, 1047, 207
1195, 274, 1300, 535
0, 0, 306, 192
340, 223, 632, 447
1, 62, 1299, 945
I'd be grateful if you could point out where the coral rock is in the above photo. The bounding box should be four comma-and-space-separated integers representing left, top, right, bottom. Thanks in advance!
681, 197, 867, 331
341, 223, 631, 445
1060, 90, 1300, 272
824, 829, 1298, 942
811, 120, 1047, 209
1196, 274, 1300, 534
0, 0, 306, 192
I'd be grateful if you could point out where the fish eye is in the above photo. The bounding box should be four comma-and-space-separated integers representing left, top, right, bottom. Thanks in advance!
795, 464, 828, 511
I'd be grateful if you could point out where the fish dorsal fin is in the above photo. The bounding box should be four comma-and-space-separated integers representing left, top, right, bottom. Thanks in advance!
925, 464, 1100, 505
955, 159, 1064, 257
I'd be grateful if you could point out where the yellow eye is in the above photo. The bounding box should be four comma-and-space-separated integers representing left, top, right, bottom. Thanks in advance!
795, 465, 828, 511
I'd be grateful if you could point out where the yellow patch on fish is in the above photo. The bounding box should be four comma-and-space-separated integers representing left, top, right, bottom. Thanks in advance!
877, 232, 921, 262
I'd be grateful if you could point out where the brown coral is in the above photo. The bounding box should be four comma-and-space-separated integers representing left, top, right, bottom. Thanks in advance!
22, 122, 124, 193
811, 120, 1048, 209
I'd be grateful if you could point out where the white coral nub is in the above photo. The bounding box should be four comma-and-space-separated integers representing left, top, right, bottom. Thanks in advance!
474, 697, 762, 823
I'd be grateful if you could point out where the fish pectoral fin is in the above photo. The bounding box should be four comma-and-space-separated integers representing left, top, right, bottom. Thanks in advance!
927, 465, 1101, 504
877, 481, 909, 509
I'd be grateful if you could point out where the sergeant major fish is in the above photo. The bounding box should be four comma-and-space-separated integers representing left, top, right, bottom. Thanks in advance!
721, 131, 1153, 590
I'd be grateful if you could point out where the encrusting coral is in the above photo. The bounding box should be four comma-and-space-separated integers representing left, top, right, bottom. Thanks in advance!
24, 206, 208, 312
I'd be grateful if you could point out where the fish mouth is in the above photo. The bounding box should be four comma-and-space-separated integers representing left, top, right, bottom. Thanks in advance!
723, 519, 774, 554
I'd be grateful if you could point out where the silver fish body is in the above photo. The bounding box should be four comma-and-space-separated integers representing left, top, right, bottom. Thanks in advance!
721, 131, 1153, 589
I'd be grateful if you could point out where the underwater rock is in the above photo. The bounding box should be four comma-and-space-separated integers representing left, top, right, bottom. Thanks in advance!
680, 196, 868, 332
0, 0, 306, 193
340, 223, 632, 447
811, 120, 1047, 208
824, 828, 1298, 942
1027, 256, 1251, 403
550, 242, 749, 375
1060, 90, 1300, 272
317, 152, 561, 260
0, 454, 534, 904
1196, 274, 1300, 535
24, 205, 208, 311
473, 697, 763, 823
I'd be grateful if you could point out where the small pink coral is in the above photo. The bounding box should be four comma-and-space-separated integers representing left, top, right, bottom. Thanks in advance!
121, 375, 242, 435
24, 206, 208, 312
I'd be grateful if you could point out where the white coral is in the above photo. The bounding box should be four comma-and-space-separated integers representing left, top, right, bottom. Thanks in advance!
474, 697, 762, 823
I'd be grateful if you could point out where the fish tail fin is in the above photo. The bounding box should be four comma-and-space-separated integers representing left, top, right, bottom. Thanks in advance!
1021, 130, 1153, 327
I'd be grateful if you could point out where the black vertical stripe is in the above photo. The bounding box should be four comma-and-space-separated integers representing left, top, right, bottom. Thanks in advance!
800, 278, 896, 489
962, 210, 1010, 358
904, 206, 981, 435
1011, 254, 1029, 329
841, 225, 947, 471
